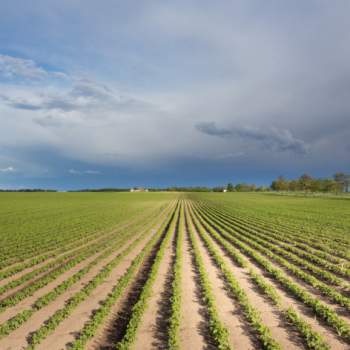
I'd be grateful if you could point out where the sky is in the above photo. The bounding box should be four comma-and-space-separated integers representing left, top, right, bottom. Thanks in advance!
0, 1, 349, 190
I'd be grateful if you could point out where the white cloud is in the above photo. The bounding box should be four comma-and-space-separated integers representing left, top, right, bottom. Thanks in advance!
0, 166, 16, 173
0, 54, 47, 79
1, 78, 151, 115
0, 54, 67, 81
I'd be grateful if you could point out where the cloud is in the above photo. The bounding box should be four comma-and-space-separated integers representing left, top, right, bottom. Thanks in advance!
196, 122, 232, 137
0, 95, 43, 110
1, 77, 149, 114
0, 2, 350, 187
68, 169, 101, 175
0, 166, 16, 172
0, 54, 47, 79
196, 122, 308, 155
0, 54, 66, 81
33, 115, 67, 127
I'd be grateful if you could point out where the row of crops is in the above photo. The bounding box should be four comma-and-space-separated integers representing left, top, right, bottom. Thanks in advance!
0, 192, 349, 349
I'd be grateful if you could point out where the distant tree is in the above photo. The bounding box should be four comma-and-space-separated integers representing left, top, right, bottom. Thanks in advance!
298, 174, 313, 192
270, 181, 278, 191
235, 183, 244, 192
227, 183, 234, 192
270, 173, 350, 194
213, 186, 225, 192
309, 179, 321, 192
271, 176, 288, 191
235, 183, 256, 192
256, 186, 270, 192
334, 173, 350, 192
164, 186, 211, 192
319, 179, 338, 193
288, 180, 299, 191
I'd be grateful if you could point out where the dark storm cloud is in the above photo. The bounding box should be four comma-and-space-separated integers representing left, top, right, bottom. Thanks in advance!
0, 1, 349, 189
196, 122, 308, 155
195, 122, 232, 137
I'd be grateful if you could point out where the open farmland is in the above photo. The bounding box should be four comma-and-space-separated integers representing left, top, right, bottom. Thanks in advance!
0, 193, 349, 350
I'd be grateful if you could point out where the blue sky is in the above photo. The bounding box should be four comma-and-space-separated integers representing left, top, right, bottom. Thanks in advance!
0, 1, 349, 190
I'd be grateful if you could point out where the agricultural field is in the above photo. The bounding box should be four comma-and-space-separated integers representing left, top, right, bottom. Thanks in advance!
0, 192, 349, 350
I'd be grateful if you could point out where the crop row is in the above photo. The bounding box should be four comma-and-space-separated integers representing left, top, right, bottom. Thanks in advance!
0, 225, 141, 313
196, 203, 350, 311
191, 203, 350, 342
250, 271, 330, 350
0, 202, 170, 279
220, 208, 348, 267
203, 203, 350, 280
0, 197, 169, 269
204, 199, 350, 262
167, 202, 184, 350
0, 202, 171, 300
198, 197, 349, 260
0, 202, 174, 306
115, 202, 180, 349
187, 204, 281, 350
0, 202, 175, 339
24, 202, 179, 350
189, 201, 331, 350
185, 205, 232, 350
67, 201, 180, 350
202, 204, 349, 287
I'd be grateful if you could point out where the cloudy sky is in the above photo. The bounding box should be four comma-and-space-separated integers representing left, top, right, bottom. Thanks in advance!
0, 1, 349, 189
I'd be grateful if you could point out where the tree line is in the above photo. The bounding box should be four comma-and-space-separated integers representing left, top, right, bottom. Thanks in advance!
271, 173, 349, 193
212, 172, 350, 193
1, 172, 349, 193
213, 183, 266, 192
0, 189, 57, 192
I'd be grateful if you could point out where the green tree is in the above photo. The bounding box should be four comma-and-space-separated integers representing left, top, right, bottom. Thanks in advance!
334, 173, 350, 192
271, 176, 288, 191
227, 183, 234, 192
320, 179, 338, 192
298, 174, 313, 191
288, 180, 299, 191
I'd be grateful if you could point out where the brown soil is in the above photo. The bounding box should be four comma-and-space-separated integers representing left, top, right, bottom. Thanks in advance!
34, 231, 157, 350
1, 200, 349, 350
130, 229, 175, 349
187, 217, 258, 350
199, 214, 349, 349
193, 222, 304, 350
178, 222, 208, 350
0, 249, 117, 350
0, 208, 170, 350
86, 226, 170, 350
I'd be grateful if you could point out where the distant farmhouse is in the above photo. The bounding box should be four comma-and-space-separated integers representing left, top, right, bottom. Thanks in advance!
130, 187, 149, 192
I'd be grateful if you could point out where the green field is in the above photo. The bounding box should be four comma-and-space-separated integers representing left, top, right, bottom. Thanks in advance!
190, 192, 350, 249
0, 192, 349, 350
